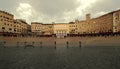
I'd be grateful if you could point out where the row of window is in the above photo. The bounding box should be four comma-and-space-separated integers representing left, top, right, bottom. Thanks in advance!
55, 31, 67, 33
35, 27, 42, 29
1, 27, 28, 32
70, 31, 78, 33
15, 26, 27, 28
0, 15, 12, 19
0, 18, 13, 22
14, 29, 27, 32
4, 23, 12, 26
2, 27, 12, 31
14, 23, 27, 27
69, 25, 77, 27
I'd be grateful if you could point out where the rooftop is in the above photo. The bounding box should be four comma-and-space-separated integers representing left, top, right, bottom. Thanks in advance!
0, 10, 13, 17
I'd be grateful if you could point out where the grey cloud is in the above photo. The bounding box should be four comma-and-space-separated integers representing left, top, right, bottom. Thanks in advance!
0, 0, 120, 24
0, 0, 17, 12
30, 0, 79, 16
86, 0, 120, 18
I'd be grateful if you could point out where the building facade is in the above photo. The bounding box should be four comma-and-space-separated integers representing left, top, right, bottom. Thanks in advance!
31, 22, 53, 35
42, 24, 53, 35
53, 23, 69, 38
113, 10, 120, 33
77, 10, 120, 35
0, 10, 14, 34
14, 19, 30, 35
1, 9, 120, 37
78, 21, 87, 34
31, 22, 43, 35
93, 13, 113, 34
69, 21, 79, 34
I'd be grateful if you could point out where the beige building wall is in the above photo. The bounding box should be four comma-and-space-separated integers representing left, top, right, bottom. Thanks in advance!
42, 24, 53, 35
14, 20, 20, 34
31, 22, 43, 35
54, 23, 69, 36
69, 21, 79, 34
1, 9, 120, 36
78, 21, 87, 34
14, 19, 29, 34
117, 10, 120, 32
78, 12, 113, 34
0, 10, 14, 33
95, 13, 113, 33
27, 25, 31, 33
31, 22, 53, 35
113, 10, 120, 32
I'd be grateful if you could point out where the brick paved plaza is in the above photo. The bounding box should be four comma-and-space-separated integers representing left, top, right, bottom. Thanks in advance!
0, 36, 120, 69
0, 46, 120, 69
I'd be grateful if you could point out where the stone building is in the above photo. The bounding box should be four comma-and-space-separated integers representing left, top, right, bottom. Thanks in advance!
31, 22, 43, 35
31, 22, 53, 35
42, 24, 53, 35
1, 9, 120, 37
77, 10, 120, 35
53, 23, 69, 38
0, 10, 14, 34
78, 20, 87, 34
14, 19, 30, 35
69, 21, 79, 34
89, 13, 113, 34
113, 10, 120, 33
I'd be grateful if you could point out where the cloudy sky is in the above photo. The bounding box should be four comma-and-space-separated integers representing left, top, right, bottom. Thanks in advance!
0, 0, 120, 24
